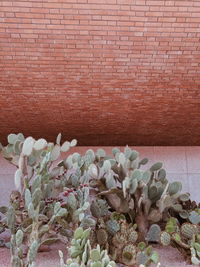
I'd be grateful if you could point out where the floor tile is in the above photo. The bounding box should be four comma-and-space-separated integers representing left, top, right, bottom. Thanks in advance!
154, 146, 187, 173
0, 156, 16, 174
0, 174, 15, 206
186, 146, 200, 173
188, 173, 200, 202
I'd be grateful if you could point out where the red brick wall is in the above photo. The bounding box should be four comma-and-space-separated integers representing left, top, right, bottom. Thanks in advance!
0, 0, 200, 145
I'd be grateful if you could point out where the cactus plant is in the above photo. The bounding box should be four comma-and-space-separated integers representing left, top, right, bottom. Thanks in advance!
160, 231, 171, 246
90, 199, 110, 218
59, 227, 116, 267
136, 245, 159, 267
106, 219, 120, 235
122, 244, 137, 266
7, 152, 69, 266
0, 134, 91, 267
146, 224, 161, 243
1, 134, 200, 267
87, 147, 187, 241
159, 218, 200, 265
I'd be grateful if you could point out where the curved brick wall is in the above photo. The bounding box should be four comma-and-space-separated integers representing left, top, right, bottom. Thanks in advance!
0, 0, 200, 145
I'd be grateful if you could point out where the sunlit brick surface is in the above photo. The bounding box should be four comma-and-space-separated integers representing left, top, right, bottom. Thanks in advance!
0, 1, 200, 145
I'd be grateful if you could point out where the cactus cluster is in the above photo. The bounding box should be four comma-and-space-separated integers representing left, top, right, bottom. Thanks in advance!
61, 185, 93, 228
7, 152, 69, 266
88, 214, 159, 266
159, 218, 200, 265
0, 134, 89, 266
0, 134, 199, 267
86, 146, 193, 241
111, 220, 159, 266
136, 242, 159, 267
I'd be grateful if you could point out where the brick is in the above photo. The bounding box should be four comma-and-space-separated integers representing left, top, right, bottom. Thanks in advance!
45, 14, 63, 19
4, 12, 15, 17
146, 12, 163, 17
131, 6, 149, 11
32, 19, 50, 24
186, 18, 200, 23
14, 1, 32, 7
146, 1, 165, 5
165, 1, 175, 6
20, 34, 38, 38
30, 8, 48, 13
15, 13, 44, 19
158, 17, 176, 22
88, 0, 116, 3
1, 0, 200, 146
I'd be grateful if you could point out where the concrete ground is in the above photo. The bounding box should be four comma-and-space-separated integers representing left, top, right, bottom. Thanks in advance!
0, 146, 199, 266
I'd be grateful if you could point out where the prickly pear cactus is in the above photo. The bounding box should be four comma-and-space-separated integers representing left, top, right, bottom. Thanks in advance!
146, 224, 161, 243
136, 243, 159, 267
1, 134, 200, 267
181, 223, 197, 239
59, 227, 116, 267
160, 218, 200, 265
106, 219, 120, 235
90, 199, 110, 218
122, 244, 137, 266
160, 231, 171, 246
86, 146, 189, 242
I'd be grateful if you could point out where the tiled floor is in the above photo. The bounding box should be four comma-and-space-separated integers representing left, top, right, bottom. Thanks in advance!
0, 146, 199, 204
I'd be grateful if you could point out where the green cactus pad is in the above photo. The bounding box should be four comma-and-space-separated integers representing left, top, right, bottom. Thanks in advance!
146, 224, 161, 243
90, 249, 101, 261
158, 168, 166, 180
97, 229, 108, 245
122, 244, 136, 266
16, 229, 24, 247
160, 231, 171, 246
128, 229, 138, 244
179, 193, 190, 202
168, 181, 182, 195
106, 219, 120, 235
150, 162, 163, 172
129, 150, 139, 161
181, 223, 197, 239
91, 199, 109, 218
189, 211, 200, 225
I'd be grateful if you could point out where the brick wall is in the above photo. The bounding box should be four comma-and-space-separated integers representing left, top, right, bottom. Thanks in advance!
0, 0, 200, 145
